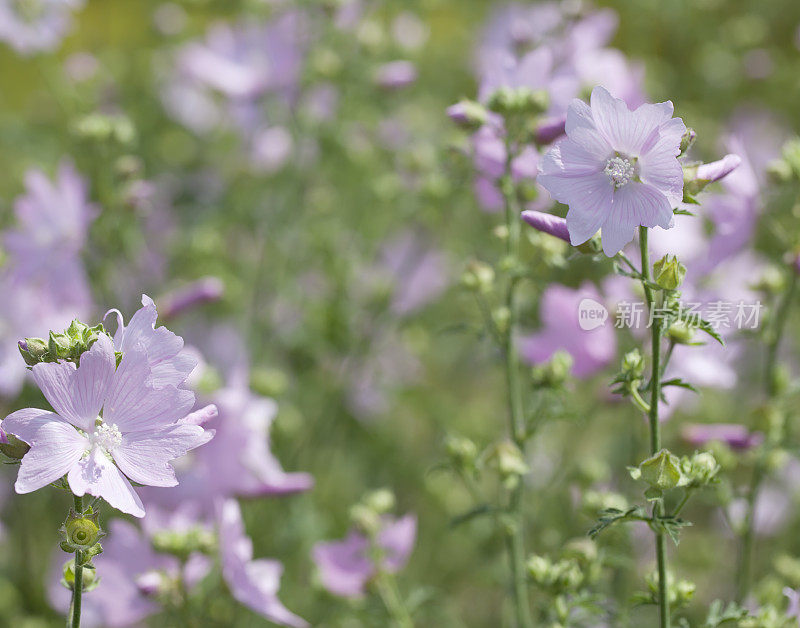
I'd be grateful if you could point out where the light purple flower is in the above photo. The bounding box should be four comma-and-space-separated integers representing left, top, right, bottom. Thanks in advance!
106, 294, 198, 389
312, 515, 417, 598
519, 282, 616, 378
521, 210, 570, 243
158, 277, 225, 320
0, 0, 84, 56
784, 587, 800, 625
694, 154, 742, 183
682, 423, 763, 451
1, 334, 213, 517
375, 61, 417, 90
538, 86, 686, 256
219, 499, 307, 627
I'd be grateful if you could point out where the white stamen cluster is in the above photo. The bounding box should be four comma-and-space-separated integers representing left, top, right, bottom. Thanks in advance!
604, 156, 635, 188
94, 422, 122, 451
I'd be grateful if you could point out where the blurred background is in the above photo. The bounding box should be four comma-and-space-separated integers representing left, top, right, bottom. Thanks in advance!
1, 0, 800, 626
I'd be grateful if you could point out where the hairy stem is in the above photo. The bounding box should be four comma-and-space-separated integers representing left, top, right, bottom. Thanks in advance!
71, 494, 83, 628
736, 270, 797, 601
639, 226, 670, 628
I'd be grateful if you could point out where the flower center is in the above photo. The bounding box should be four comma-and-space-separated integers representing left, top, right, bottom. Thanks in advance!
93, 422, 122, 451
604, 156, 635, 188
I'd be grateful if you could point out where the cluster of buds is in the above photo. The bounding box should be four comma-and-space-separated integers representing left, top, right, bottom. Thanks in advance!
444, 434, 479, 472
486, 87, 549, 119
531, 350, 573, 389
629, 449, 719, 498
72, 112, 136, 146
486, 441, 529, 490
633, 571, 696, 609
349, 488, 397, 537
19, 320, 109, 366
611, 349, 645, 400
527, 539, 601, 595
151, 526, 216, 562
460, 260, 495, 294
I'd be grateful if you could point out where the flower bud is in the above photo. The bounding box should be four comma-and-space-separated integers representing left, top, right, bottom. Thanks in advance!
683, 451, 719, 486
349, 504, 381, 537
60, 509, 103, 553
527, 555, 552, 583
679, 128, 696, 156
667, 320, 695, 344
520, 210, 570, 244
18, 337, 48, 366
488, 441, 529, 488
492, 306, 510, 335
487, 87, 548, 117
445, 434, 478, 468
634, 449, 686, 492
151, 527, 215, 560
621, 349, 644, 379
61, 559, 100, 592
446, 100, 489, 130
460, 261, 494, 293
531, 350, 573, 388
363, 488, 396, 515
652, 255, 686, 291
0, 428, 30, 460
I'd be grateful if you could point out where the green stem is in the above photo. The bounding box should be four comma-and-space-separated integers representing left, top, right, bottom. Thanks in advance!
375, 571, 414, 627
500, 145, 533, 628
639, 226, 670, 628
735, 271, 798, 601
71, 494, 83, 628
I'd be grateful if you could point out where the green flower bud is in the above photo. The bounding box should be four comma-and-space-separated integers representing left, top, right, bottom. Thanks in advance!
447, 99, 489, 130
679, 128, 697, 156
0, 431, 30, 460
652, 254, 686, 291
151, 527, 216, 560
531, 350, 573, 388
621, 349, 644, 379
636, 449, 687, 492
667, 320, 695, 344
683, 451, 719, 486
444, 434, 478, 468
527, 555, 552, 583
492, 307, 511, 335
61, 559, 100, 592
60, 509, 104, 553
460, 260, 495, 293
18, 337, 48, 366
488, 441, 529, 488
487, 87, 548, 117
362, 489, 395, 515
349, 504, 380, 537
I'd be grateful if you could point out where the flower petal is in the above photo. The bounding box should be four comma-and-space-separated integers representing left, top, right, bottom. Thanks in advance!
31, 334, 115, 432
590, 86, 674, 156
68, 448, 145, 517
111, 424, 213, 487
104, 344, 195, 433
539, 172, 613, 245
12, 417, 88, 494
601, 183, 673, 256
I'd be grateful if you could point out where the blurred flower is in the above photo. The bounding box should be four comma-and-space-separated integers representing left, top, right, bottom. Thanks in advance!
158, 277, 225, 320
784, 587, 800, 624
375, 60, 417, 90
1, 334, 213, 517
312, 514, 417, 598
538, 86, 685, 256
219, 499, 308, 627
681, 423, 763, 450
520, 282, 616, 378
64, 51, 98, 82
0, 0, 84, 55
391, 12, 428, 51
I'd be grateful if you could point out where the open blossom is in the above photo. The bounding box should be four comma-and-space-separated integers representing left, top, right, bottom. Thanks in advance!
0, 0, 84, 55
519, 282, 616, 378
312, 515, 417, 598
1, 334, 214, 517
219, 499, 307, 627
538, 86, 686, 256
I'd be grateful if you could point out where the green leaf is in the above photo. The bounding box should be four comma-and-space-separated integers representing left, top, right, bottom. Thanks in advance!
449, 504, 494, 528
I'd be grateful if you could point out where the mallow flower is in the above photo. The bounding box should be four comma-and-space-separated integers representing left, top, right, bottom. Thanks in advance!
538, 86, 685, 256
219, 499, 308, 627
312, 515, 417, 598
1, 334, 214, 517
